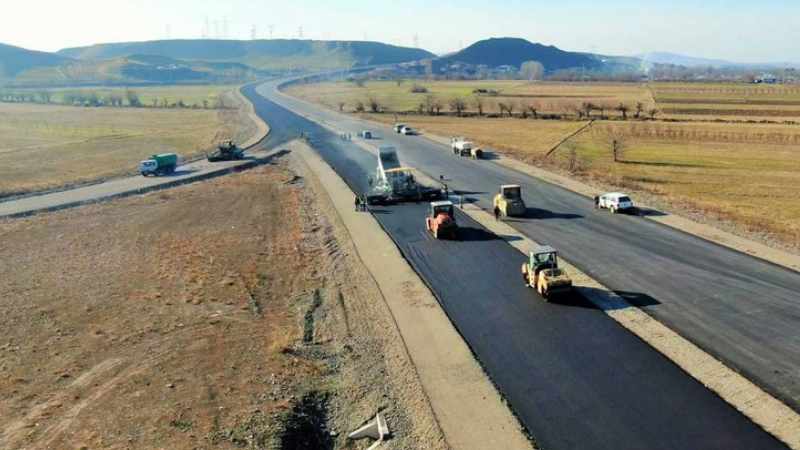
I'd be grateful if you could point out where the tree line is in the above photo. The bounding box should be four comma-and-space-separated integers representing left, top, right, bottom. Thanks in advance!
0, 89, 230, 110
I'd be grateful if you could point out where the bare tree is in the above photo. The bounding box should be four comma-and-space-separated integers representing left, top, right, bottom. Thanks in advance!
526, 103, 539, 119
367, 97, 381, 113
448, 97, 467, 116
125, 89, 142, 107
353, 78, 366, 87
648, 108, 659, 120
38, 91, 51, 104
582, 101, 596, 118
396, 78, 404, 87
564, 142, 585, 174
596, 126, 627, 162
520, 60, 545, 82
424, 95, 436, 115
432, 97, 443, 115
338, 101, 346, 112
616, 103, 629, 120
472, 96, 484, 116
505, 101, 514, 117
354, 100, 365, 113
634, 102, 644, 119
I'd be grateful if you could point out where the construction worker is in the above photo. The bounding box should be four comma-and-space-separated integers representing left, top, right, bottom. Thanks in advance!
494, 205, 501, 221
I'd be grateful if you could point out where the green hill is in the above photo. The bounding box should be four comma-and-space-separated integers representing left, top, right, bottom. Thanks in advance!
59, 39, 435, 71
0, 43, 73, 79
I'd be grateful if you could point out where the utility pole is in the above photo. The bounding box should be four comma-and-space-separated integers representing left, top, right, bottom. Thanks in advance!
165, 24, 171, 40
298, 26, 303, 38
268, 24, 275, 39
223, 17, 229, 39
413, 33, 419, 48
250, 25, 257, 40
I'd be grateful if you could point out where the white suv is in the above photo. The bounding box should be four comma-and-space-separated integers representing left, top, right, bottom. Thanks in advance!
596, 192, 635, 214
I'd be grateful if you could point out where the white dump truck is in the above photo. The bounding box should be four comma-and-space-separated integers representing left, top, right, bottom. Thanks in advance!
451, 137, 483, 159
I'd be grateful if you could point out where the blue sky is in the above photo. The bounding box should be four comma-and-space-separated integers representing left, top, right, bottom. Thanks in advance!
1, 0, 797, 62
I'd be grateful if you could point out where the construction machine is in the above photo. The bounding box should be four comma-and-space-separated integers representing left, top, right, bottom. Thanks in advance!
426, 200, 458, 239
521, 246, 572, 300
493, 184, 526, 217
207, 140, 244, 162
367, 147, 444, 204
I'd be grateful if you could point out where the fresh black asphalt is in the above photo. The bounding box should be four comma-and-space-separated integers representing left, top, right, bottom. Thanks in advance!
243, 83, 788, 450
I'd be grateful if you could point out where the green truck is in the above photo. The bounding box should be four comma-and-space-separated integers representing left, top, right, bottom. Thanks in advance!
139, 153, 178, 176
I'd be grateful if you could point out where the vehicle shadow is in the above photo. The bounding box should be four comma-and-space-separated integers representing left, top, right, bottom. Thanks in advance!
477, 151, 500, 160
634, 207, 667, 217
457, 227, 498, 242
163, 169, 198, 177
518, 207, 583, 220
614, 290, 662, 307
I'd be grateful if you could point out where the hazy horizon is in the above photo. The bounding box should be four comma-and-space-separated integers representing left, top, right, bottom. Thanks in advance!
1, 0, 798, 64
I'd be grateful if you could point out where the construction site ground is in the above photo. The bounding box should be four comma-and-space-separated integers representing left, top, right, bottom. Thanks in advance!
0, 152, 443, 449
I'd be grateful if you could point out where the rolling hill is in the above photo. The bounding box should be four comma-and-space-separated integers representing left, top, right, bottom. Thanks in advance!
435, 37, 602, 72
0, 43, 73, 79
59, 39, 435, 71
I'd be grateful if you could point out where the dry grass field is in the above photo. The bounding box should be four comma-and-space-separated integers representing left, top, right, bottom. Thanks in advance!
0, 87, 258, 198
288, 80, 653, 117
0, 158, 440, 450
288, 80, 800, 248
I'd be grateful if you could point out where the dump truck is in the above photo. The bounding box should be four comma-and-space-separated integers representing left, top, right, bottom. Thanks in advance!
493, 184, 526, 217
521, 246, 573, 300
207, 140, 244, 162
426, 200, 458, 239
367, 147, 444, 204
139, 153, 178, 176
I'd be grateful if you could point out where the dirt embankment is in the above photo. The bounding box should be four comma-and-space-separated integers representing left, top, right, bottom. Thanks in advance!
0, 155, 441, 449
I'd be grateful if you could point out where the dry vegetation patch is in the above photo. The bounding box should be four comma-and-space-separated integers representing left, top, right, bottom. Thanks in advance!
0, 86, 259, 198
0, 158, 439, 449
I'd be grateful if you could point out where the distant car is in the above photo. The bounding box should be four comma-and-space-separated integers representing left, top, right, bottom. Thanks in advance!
359, 130, 373, 139
394, 123, 406, 133
401, 126, 415, 135
596, 192, 635, 214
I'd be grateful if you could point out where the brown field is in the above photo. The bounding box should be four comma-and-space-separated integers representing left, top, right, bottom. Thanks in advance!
0, 157, 438, 449
0, 88, 258, 198
288, 80, 800, 249
287, 79, 800, 122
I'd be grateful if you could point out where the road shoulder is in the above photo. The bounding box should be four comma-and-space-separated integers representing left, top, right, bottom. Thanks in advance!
290, 140, 534, 450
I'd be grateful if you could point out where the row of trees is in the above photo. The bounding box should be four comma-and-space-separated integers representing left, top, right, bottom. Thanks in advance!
340, 94, 659, 121
0, 89, 229, 110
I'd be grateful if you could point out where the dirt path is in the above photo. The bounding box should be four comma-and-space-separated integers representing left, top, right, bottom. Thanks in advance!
0, 153, 441, 449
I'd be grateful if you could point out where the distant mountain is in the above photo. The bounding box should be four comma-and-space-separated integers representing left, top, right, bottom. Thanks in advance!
435, 37, 602, 72
638, 52, 736, 68
59, 39, 435, 71
0, 43, 72, 79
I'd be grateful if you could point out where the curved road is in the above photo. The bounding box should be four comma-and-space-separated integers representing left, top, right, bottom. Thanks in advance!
243, 82, 788, 450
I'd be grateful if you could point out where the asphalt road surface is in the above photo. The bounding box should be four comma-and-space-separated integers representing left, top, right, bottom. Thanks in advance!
243, 82, 788, 450
257, 80, 800, 414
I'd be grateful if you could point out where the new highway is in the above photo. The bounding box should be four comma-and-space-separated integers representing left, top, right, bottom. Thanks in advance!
242, 81, 790, 450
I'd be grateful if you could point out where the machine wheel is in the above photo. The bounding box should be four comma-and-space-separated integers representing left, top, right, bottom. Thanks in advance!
610, 206, 617, 214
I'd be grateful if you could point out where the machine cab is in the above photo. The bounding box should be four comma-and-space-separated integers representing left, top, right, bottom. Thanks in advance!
531, 246, 559, 271
139, 160, 157, 172
501, 184, 522, 200
430, 200, 455, 219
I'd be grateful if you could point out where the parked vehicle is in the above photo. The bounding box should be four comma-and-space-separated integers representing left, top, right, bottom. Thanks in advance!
139, 153, 178, 176
401, 126, 415, 135
207, 140, 244, 162
596, 192, 635, 214
359, 130, 374, 139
